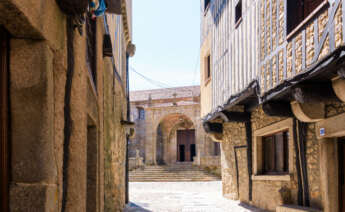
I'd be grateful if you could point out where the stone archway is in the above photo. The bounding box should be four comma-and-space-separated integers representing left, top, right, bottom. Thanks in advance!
154, 113, 195, 165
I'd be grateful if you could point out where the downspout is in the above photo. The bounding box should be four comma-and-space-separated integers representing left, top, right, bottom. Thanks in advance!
62, 16, 75, 212
245, 120, 253, 201
125, 53, 130, 204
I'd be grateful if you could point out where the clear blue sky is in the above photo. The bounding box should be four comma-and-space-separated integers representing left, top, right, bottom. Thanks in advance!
129, 0, 201, 91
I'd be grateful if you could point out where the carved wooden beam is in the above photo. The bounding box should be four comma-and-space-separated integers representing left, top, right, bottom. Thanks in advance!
208, 132, 224, 143
337, 67, 345, 79
292, 83, 338, 104
219, 111, 251, 123
291, 101, 325, 123
262, 101, 294, 117
203, 122, 223, 134
332, 68, 345, 102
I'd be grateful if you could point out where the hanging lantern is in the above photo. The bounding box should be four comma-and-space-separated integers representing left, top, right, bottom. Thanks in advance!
105, 0, 122, 14
56, 0, 89, 15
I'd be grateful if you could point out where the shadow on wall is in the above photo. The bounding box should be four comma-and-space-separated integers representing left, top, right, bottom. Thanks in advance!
125, 202, 152, 212
238, 202, 266, 212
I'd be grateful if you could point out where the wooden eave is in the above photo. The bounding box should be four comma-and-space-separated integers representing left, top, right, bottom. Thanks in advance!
202, 46, 345, 128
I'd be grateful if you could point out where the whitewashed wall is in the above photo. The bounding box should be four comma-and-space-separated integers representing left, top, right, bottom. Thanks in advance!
201, 0, 260, 112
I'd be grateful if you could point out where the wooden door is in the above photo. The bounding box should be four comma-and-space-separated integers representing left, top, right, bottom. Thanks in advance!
177, 130, 195, 162
0, 26, 9, 212
339, 140, 345, 212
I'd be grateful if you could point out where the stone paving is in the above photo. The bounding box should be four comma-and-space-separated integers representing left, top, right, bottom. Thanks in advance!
125, 181, 264, 212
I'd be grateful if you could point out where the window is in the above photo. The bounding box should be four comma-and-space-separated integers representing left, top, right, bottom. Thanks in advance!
235, 0, 242, 25
287, 0, 324, 34
204, 0, 211, 11
205, 54, 211, 83
253, 118, 293, 181
138, 108, 145, 120
263, 131, 289, 174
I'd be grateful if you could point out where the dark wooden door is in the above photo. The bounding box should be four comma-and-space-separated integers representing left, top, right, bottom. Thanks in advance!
339, 140, 345, 212
177, 130, 195, 162
0, 26, 9, 212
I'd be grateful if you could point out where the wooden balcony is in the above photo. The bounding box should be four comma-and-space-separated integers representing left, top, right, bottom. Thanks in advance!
260, 0, 345, 95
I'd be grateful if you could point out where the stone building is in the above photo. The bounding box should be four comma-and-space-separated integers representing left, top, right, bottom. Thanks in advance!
0, 0, 134, 211
129, 86, 221, 170
201, 0, 345, 212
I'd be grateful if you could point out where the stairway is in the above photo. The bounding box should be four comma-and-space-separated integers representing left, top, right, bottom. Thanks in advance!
129, 163, 221, 182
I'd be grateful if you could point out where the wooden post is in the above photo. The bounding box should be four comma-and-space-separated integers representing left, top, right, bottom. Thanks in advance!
0, 26, 9, 212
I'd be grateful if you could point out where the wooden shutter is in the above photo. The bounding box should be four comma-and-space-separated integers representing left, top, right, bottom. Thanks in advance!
0, 26, 9, 212
263, 136, 275, 173
275, 133, 285, 172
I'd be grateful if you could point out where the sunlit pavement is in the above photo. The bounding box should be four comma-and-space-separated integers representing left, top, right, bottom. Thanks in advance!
125, 181, 264, 212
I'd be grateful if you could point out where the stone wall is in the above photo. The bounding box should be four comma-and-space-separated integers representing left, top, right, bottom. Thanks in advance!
220, 102, 345, 211
129, 87, 220, 169
0, 0, 131, 211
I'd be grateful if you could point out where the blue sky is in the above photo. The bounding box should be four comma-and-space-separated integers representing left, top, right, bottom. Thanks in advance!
129, 0, 201, 91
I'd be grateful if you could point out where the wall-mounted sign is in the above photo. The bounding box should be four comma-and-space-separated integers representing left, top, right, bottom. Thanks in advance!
320, 128, 325, 137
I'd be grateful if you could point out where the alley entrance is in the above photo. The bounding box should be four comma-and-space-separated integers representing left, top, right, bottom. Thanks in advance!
340, 139, 345, 212
177, 129, 195, 162
0, 26, 9, 212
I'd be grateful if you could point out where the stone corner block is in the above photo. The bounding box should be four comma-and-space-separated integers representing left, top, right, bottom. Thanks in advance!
10, 183, 58, 212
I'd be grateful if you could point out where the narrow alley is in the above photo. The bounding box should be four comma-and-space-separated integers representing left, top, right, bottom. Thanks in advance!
1, 0, 345, 211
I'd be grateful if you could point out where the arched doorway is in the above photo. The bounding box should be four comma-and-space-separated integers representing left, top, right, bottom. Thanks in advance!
155, 113, 195, 165
177, 129, 196, 162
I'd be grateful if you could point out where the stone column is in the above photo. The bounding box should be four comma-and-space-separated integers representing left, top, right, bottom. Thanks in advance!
145, 110, 155, 165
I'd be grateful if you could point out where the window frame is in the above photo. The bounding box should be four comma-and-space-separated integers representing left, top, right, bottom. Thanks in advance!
252, 118, 294, 181
204, 53, 212, 85
235, 0, 242, 28
262, 131, 289, 175
286, 0, 329, 40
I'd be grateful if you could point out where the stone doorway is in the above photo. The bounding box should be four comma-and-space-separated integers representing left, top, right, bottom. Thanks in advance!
0, 26, 9, 212
339, 138, 345, 212
177, 129, 195, 162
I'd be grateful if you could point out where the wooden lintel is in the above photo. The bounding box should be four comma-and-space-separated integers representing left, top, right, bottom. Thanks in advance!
291, 101, 325, 123
316, 112, 345, 139
203, 122, 223, 134
221, 111, 251, 123
332, 76, 345, 102
262, 101, 294, 117
292, 83, 338, 104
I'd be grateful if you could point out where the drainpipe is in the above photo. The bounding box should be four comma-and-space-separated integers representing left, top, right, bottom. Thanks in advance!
125, 53, 130, 204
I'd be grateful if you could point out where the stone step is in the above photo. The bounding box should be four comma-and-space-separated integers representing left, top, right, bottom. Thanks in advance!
129, 165, 220, 182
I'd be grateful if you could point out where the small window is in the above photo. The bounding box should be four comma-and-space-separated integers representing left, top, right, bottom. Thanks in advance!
263, 131, 289, 174
235, 0, 242, 25
205, 54, 211, 82
287, 0, 324, 34
204, 0, 211, 11
138, 108, 145, 120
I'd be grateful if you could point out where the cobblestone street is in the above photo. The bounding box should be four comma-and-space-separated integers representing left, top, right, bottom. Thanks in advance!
125, 181, 263, 212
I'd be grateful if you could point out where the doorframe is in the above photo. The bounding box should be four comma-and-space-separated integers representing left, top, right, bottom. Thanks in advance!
0, 26, 10, 212
176, 129, 196, 162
